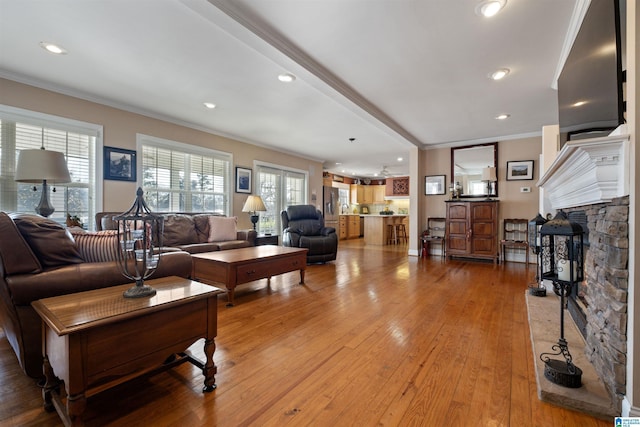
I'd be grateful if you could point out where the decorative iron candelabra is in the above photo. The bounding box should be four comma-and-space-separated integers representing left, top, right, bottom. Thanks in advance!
114, 187, 164, 298
538, 211, 584, 388
527, 213, 548, 296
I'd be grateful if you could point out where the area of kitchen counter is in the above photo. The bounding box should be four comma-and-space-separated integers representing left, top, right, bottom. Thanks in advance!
363, 215, 409, 245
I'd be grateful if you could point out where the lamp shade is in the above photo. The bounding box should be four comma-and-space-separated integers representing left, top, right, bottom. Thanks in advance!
15, 149, 71, 183
242, 195, 266, 213
481, 166, 497, 182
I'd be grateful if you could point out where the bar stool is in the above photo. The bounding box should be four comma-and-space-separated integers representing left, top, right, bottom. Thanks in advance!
387, 217, 407, 245
386, 220, 398, 245
395, 217, 408, 244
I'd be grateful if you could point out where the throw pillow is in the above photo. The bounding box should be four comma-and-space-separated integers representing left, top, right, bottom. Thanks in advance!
162, 214, 198, 246
208, 216, 238, 242
69, 229, 120, 263
11, 213, 83, 268
0, 212, 42, 275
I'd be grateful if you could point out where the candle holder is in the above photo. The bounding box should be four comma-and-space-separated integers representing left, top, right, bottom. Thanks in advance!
114, 187, 164, 298
527, 213, 548, 296
538, 210, 584, 388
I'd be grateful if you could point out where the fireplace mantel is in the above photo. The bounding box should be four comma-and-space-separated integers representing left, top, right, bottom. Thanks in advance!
538, 134, 630, 209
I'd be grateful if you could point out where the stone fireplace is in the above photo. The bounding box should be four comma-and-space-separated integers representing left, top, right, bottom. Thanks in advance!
563, 197, 629, 409
538, 132, 630, 411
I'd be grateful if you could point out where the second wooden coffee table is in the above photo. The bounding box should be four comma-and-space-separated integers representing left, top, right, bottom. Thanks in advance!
192, 245, 308, 306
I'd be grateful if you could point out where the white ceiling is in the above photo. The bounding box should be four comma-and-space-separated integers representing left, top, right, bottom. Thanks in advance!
0, 0, 579, 178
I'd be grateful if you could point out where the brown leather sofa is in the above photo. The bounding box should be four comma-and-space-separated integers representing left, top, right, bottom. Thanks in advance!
0, 212, 193, 378
96, 212, 256, 253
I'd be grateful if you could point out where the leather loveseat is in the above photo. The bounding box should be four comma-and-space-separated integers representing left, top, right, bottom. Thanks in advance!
281, 205, 338, 263
96, 212, 256, 254
0, 212, 193, 378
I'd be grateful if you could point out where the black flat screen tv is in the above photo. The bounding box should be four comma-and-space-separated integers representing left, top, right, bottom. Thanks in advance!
557, 0, 624, 139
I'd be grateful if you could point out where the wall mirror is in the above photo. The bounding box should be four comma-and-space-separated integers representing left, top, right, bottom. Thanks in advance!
450, 142, 498, 197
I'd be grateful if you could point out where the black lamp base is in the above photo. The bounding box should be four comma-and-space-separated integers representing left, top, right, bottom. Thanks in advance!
35, 180, 55, 218
250, 214, 259, 230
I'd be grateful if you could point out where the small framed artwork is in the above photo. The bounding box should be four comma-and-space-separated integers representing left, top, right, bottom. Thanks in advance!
425, 175, 446, 195
235, 166, 252, 193
104, 146, 136, 182
506, 160, 534, 181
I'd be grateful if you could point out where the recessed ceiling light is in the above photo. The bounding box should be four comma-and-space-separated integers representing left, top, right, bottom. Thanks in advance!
495, 114, 510, 120
572, 101, 587, 107
278, 73, 296, 83
203, 102, 216, 109
489, 68, 510, 80
335, 162, 342, 165
475, 0, 507, 18
397, 157, 403, 162
374, 173, 379, 177
39, 42, 67, 55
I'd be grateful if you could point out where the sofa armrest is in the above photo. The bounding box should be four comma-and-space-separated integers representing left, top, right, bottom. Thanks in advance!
236, 229, 257, 245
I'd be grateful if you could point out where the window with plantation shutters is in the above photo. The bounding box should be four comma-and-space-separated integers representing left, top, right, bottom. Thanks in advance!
255, 163, 307, 235
0, 106, 100, 227
138, 134, 231, 214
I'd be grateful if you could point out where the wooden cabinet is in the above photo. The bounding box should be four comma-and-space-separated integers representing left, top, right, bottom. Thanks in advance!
350, 185, 363, 204
339, 215, 348, 240
339, 215, 360, 239
385, 177, 410, 197
347, 215, 360, 238
446, 200, 499, 263
351, 184, 384, 205
372, 185, 386, 203
362, 186, 373, 204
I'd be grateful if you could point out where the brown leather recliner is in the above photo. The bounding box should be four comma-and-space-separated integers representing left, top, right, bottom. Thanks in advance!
0, 212, 192, 378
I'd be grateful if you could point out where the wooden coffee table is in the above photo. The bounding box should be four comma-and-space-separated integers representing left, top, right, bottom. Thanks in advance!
31, 276, 223, 426
192, 246, 308, 306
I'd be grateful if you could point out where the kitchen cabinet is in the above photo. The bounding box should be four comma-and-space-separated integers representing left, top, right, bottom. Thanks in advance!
351, 184, 384, 204
339, 215, 348, 240
348, 215, 361, 238
363, 186, 373, 204
350, 184, 374, 204
372, 185, 386, 203
385, 177, 410, 197
350, 185, 363, 204
445, 200, 499, 263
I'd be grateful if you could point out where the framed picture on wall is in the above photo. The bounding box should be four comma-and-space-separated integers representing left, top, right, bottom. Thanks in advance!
425, 175, 446, 195
506, 160, 534, 181
104, 146, 136, 182
235, 167, 252, 193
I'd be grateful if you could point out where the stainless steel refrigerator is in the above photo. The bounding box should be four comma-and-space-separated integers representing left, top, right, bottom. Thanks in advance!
323, 186, 339, 229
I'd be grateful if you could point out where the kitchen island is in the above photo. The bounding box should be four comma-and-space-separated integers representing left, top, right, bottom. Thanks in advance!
363, 215, 408, 245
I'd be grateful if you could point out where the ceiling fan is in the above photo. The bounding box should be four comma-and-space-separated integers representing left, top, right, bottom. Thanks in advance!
378, 165, 391, 177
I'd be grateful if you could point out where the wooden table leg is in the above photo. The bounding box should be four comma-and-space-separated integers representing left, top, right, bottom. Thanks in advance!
202, 338, 217, 393
67, 392, 87, 426
226, 286, 235, 307
299, 268, 305, 284
42, 355, 57, 413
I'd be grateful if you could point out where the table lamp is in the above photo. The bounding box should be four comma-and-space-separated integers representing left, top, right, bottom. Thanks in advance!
15, 147, 71, 217
481, 166, 497, 199
242, 195, 266, 230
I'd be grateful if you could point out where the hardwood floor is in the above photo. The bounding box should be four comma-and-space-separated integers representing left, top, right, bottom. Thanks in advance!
0, 239, 611, 426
